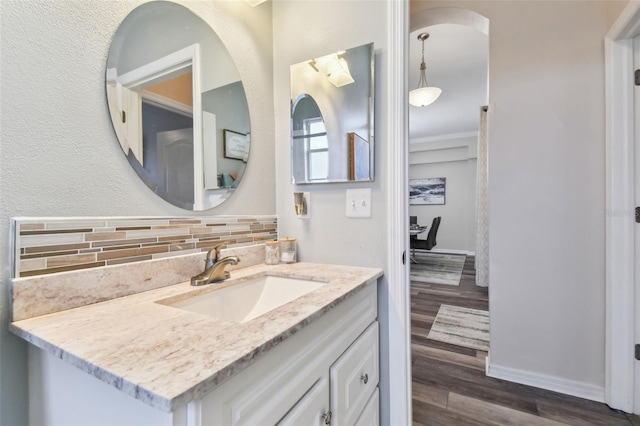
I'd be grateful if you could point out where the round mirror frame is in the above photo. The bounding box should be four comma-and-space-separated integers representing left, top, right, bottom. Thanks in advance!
105, 1, 251, 211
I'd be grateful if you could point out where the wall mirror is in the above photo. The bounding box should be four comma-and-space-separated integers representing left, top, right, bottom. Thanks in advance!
290, 43, 375, 184
105, 1, 250, 210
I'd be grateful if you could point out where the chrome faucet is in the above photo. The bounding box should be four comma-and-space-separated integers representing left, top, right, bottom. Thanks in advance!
190, 242, 240, 286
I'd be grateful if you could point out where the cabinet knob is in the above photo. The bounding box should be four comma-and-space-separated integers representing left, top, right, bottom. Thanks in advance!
361, 373, 369, 384
321, 410, 332, 425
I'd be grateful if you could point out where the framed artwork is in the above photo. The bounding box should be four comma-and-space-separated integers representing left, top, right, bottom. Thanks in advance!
409, 177, 446, 205
349, 132, 371, 181
223, 129, 250, 161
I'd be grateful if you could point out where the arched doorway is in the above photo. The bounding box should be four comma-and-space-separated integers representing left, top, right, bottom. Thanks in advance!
408, 6, 491, 423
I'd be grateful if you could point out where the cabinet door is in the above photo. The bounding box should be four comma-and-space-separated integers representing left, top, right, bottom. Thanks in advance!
330, 321, 379, 425
278, 376, 330, 426
354, 388, 379, 426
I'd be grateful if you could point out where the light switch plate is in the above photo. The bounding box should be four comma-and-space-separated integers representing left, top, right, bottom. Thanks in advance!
346, 188, 372, 218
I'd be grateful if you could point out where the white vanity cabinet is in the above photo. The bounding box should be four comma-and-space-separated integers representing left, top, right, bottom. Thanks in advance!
277, 321, 379, 426
329, 321, 379, 425
24, 278, 379, 426
195, 283, 379, 425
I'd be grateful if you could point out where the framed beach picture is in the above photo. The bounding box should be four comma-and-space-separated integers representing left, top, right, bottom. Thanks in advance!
409, 177, 446, 205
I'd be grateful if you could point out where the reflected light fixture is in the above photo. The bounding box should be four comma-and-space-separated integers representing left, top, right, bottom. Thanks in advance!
409, 33, 442, 107
309, 52, 355, 87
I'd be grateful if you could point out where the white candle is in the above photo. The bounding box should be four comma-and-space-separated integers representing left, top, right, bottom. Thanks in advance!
281, 252, 295, 263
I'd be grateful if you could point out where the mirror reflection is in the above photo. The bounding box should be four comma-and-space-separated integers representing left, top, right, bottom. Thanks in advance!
106, 1, 250, 210
290, 43, 375, 184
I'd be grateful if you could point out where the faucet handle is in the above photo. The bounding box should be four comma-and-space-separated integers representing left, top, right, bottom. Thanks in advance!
205, 240, 231, 267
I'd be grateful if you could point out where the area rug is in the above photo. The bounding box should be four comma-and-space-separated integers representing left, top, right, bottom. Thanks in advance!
427, 304, 490, 351
410, 251, 466, 286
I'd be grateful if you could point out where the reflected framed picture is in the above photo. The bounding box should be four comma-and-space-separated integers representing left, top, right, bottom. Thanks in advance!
349, 132, 370, 181
409, 177, 446, 205
223, 129, 250, 161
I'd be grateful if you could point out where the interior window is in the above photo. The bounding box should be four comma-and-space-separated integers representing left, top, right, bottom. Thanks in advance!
305, 118, 328, 181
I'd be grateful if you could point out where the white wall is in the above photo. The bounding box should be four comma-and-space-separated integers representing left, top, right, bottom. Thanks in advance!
413, 0, 610, 398
607, 0, 631, 28
272, 1, 390, 422
113, 1, 240, 92
409, 136, 477, 252
0, 1, 274, 424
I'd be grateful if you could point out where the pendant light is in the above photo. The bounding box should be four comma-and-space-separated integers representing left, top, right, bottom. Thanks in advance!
409, 33, 442, 107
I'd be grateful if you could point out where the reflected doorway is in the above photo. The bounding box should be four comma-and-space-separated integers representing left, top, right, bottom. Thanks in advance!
141, 100, 194, 209
156, 127, 194, 208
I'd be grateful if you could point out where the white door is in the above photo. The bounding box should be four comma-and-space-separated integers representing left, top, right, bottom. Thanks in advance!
156, 128, 194, 208
634, 35, 640, 414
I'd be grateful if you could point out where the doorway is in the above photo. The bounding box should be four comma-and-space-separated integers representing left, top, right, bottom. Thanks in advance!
407, 8, 490, 308
408, 12, 491, 423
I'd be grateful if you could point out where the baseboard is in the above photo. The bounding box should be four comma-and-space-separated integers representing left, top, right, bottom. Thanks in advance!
487, 362, 605, 403
430, 248, 475, 256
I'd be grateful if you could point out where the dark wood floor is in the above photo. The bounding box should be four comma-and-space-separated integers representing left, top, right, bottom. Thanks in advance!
411, 254, 640, 426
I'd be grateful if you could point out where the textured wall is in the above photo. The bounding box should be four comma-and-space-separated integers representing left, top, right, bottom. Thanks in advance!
0, 1, 274, 424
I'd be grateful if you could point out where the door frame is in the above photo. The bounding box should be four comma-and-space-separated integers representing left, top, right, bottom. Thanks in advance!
386, 4, 493, 422
386, 0, 412, 423
115, 44, 205, 210
605, 0, 640, 414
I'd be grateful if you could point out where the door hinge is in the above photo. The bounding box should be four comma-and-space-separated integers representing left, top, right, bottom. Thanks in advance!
635, 69, 640, 86
636, 344, 640, 361
636, 206, 640, 224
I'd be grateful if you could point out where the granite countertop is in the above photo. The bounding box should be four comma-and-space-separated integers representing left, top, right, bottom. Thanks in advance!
9, 262, 383, 413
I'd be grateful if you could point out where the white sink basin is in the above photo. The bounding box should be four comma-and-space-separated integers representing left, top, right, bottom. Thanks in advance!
164, 275, 326, 323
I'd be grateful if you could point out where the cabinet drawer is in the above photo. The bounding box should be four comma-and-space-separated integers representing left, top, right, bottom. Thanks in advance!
278, 376, 330, 426
330, 321, 379, 425
354, 387, 379, 426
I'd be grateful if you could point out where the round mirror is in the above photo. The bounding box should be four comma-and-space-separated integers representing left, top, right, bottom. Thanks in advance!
105, 1, 250, 210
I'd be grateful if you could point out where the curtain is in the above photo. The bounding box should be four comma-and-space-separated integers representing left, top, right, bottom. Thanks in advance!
475, 107, 489, 287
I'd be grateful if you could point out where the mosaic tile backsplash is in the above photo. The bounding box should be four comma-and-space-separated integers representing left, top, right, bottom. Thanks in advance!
12, 216, 277, 278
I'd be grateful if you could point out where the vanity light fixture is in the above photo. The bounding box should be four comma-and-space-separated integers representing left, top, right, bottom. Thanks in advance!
309, 52, 355, 87
409, 33, 442, 107
244, 0, 267, 6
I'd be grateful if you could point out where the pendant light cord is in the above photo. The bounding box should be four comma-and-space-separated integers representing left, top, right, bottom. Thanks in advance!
416, 33, 430, 89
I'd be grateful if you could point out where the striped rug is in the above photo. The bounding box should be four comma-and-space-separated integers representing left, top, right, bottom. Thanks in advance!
410, 251, 466, 286
427, 304, 490, 351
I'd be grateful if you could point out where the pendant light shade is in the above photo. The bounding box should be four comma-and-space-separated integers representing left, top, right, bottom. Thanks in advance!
409, 86, 442, 107
409, 33, 441, 107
